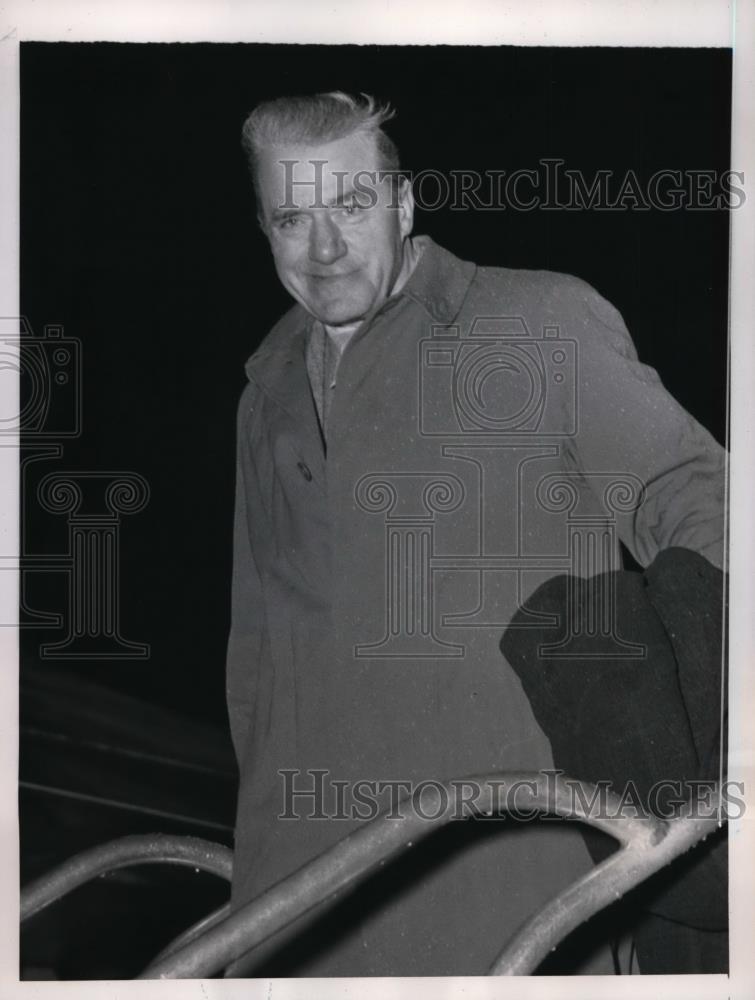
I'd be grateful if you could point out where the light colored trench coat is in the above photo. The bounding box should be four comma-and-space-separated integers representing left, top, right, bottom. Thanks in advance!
225, 236, 725, 976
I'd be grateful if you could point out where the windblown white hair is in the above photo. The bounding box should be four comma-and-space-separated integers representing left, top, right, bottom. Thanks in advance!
241, 91, 400, 181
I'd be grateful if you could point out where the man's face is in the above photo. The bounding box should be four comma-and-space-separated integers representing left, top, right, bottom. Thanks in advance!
256, 131, 414, 326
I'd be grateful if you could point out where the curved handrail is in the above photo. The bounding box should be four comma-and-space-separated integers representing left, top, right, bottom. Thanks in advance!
490, 806, 720, 973
139, 772, 721, 978
20, 775, 723, 979
21, 834, 233, 923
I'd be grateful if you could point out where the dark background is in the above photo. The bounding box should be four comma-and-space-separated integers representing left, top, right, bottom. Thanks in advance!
18, 42, 731, 977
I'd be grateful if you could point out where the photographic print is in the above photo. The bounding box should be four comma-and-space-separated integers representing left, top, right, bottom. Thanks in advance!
3, 2, 753, 997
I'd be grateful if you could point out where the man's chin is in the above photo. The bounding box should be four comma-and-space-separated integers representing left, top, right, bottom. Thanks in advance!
291, 280, 378, 327
307, 299, 372, 327
316, 310, 365, 327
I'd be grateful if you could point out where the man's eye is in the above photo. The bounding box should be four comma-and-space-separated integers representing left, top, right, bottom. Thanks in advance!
341, 202, 362, 216
280, 215, 302, 229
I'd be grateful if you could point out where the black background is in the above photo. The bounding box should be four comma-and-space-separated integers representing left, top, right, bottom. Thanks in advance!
20, 41, 731, 729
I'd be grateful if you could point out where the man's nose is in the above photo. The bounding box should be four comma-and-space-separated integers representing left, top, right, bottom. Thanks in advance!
308, 213, 347, 265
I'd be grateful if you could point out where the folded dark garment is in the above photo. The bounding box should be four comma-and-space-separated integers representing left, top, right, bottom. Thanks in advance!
500, 547, 728, 973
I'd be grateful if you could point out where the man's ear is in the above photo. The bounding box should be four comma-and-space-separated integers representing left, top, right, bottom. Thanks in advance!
397, 176, 415, 238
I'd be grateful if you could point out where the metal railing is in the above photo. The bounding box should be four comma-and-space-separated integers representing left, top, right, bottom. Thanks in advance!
20, 772, 723, 978
21, 834, 233, 924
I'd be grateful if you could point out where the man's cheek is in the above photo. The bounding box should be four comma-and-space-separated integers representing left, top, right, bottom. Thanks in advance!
272, 257, 299, 290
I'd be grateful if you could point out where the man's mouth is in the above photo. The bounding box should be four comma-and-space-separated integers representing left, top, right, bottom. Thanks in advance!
308, 271, 357, 281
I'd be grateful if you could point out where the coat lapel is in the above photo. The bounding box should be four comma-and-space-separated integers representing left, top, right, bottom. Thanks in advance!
244, 306, 326, 485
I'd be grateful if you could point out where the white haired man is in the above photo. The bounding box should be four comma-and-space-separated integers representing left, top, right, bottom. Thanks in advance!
225, 92, 726, 976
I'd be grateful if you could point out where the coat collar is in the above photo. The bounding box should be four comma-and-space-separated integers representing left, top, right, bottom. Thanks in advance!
243, 306, 321, 455
399, 234, 477, 324
244, 236, 476, 403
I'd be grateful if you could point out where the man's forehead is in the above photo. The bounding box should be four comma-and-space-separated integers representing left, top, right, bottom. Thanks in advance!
258, 133, 382, 191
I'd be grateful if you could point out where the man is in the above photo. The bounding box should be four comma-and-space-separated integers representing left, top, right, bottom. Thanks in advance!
225, 92, 726, 976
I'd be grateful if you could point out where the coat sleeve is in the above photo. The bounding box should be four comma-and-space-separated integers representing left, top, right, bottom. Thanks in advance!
225, 382, 267, 766
552, 276, 726, 570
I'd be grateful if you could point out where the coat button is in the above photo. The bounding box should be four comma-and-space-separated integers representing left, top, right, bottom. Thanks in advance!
297, 460, 313, 482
